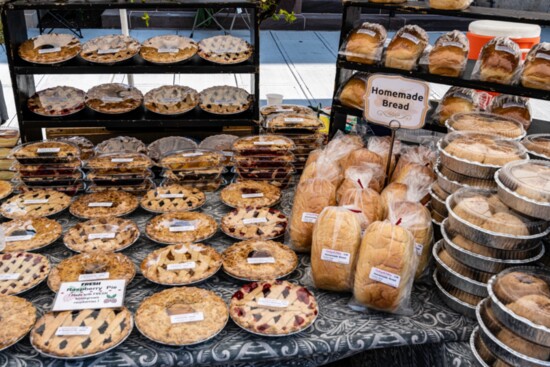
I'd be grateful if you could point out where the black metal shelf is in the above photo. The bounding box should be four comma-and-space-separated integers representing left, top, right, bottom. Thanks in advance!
5, 0, 257, 10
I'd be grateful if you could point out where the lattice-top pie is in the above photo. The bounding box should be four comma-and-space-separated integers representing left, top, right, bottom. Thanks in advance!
0, 190, 71, 219
47, 252, 136, 292
135, 287, 228, 346
27, 86, 85, 117
222, 240, 298, 281
63, 217, 140, 253
144, 85, 199, 115
140, 35, 198, 64
198, 35, 253, 64
141, 243, 221, 285
0, 252, 50, 295
11, 141, 80, 164
19, 33, 81, 64
159, 149, 224, 170
140, 184, 206, 213
265, 113, 323, 130
0, 180, 13, 200
220, 181, 281, 208
85, 83, 143, 114
80, 35, 140, 64
30, 307, 133, 358
230, 280, 318, 336
221, 207, 288, 240
0, 295, 36, 351
199, 86, 251, 115
1, 217, 62, 252
69, 191, 139, 219
54, 136, 94, 160
145, 212, 218, 245
260, 104, 315, 117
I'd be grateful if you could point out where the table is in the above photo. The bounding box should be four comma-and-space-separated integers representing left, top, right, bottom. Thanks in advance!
0, 187, 477, 366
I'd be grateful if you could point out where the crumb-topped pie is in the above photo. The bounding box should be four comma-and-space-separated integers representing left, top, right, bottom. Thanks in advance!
159, 149, 224, 170
222, 240, 298, 281
140, 184, 206, 213
232, 135, 295, 155
47, 252, 135, 292
63, 217, 139, 253
69, 191, 138, 219
220, 181, 281, 208
30, 307, 133, 358
27, 86, 85, 117
199, 86, 251, 115
230, 280, 318, 336
144, 85, 199, 115
221, 207, 288, 240
11, 141, 80, 164
141, 243, 221, 285
85, 152, 153, 171
145, 212, 218, 245
0, 180, 13, 200
198, 35, 252, 64
135, 287, 228, 346
1, 217, 62, 252
0, 295, 36, 351
0, 189, 71, 219
85, 83, 143, 114
140, 35, 198, 64
19, 33, 81, 64
80, 34, 140, 64
0, 252, 50, 295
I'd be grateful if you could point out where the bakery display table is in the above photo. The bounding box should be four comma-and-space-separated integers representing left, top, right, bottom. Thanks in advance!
0, 188, 476, 366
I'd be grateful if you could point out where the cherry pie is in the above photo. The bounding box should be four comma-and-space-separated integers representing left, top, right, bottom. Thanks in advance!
199, 86, 252, 115
19, 33, 81, 64
80, 35, 140, 64
145, 212, 218, 245
0, 189, 71, 219
69, 191, 139, 219
0, 252, 50, 295
1, 217, 62, 252
85, 83, 143, 114
220, 181, 281, 208
27, 86, 85, 117
144, 85, 199, 115
198, 35, 253, 64
0, 295, 36, 351
63, 217, 140, 253
221, 207, 288, 240
140, 35, 198, 64
11, 141, 80, 164
140, 184, 206, 213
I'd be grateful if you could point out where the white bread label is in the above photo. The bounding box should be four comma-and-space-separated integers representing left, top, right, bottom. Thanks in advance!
283, 118, 304, 123
441, 41, 464, 49
495, 45, 516, 55
159, 193, 185, 199
357, 29, 376, 37
301, 212, 318, 223
97, 48, 120, 54
56, 326, 92, 336
78, 272, 110, 281
242, 193, 264, 198
182, 152, 203, 157
167, 262, 196, 270
37, 148, 60, 154
502, 102, 524, 109
536, 53, 550, 61
38, 47, 62, 54
111, 158, 134, 163
157, 47, 179, 53
223, 151, 234, 157
258, 298, 288, 308
88, 232, 116, 240
24, 199, 49, 205
321, 249, 350, 265
247, 257, 275, 264
415, 243, 423, 257
369, 267, 401, 288
6, 234, 34, 242
401, 33, 420, 44
0, 273, 20, 280
276, 108, 293, 112
88, 202, 113, 207
243, 217, 268, 225
170, 312, 204, 324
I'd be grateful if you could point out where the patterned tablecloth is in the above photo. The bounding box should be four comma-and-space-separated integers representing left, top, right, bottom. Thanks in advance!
0, 188, 477, 367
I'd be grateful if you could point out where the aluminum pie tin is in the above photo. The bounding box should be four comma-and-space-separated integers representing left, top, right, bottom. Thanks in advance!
63, 229, 140, 254
220, 197, 282, 210
1, 257, 51, 296
435, 161, 495, 194
141, 262, 221, 287
2, 230, 62, 253
495, 170, 550, 220
526, 150, 550, 161
143, 224, 217, 246
0, 184, 13, 201
222, 261, 298, 282
433, 240, 489, 298
429, 187, 448, 216
488, 266, 550, 347
433, 270, 477, 319
470, 327, 491, 367
232, 313, 318, 338
139, 196, 206, 215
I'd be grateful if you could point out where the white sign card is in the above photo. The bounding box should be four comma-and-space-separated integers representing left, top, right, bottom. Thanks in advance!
53, 279, 126, 311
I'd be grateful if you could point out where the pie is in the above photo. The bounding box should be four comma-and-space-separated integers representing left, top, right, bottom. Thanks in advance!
236, 167, 294, 180
147, 136, 198, 163
86, 180, 154, 197
0, 180, 13, 200
54, 136, 94, 160
0, 295, 36, 351
160, 178, 223, 192
0, 252, 50, 295
159, 149, 224, 170
85, 153, 153, 171
145, 212, 218, 245
199, 86, 251, 115
86, 171, 153, 186
198, 134, 238, 166
12, 141, 80, 164
229, 280, 318, 336
144, 85, 199, 115
1, 218, 62, 252
80, 34, 140, 64
0, 190, 71, 219
135, 287, 227, 345
30, 307, 133, 358
221, 207, 288, 240
15, 161, 81, 177
522, 134, 550, 159
198, 35, 253, 64
232, 135, 295, 155
260, 104, 315, 117
140, 184, 206, 213
265, 113, 323, 130
27, 86, 85, 117
233, 176, 293, 190
85, 83, 143, 114
18, 33, 81, 64
140, 35, 198, 64
69, 191, 139, 219
63, 217, 140, 253
162, 167, 225, 182
17, 182, 84, 197
233, 153, 295, 168
0, 129, 19, 148
94, 136, 148, 156
47, 252, 136, 292
220, 181, 281, 208
222, 240, 298, 281
141, 243, 221, 285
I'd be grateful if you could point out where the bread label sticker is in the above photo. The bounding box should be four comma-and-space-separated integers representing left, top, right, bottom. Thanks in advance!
159, 193, 185, 199
502, 102, 524, 109
321, 249, 350, 264
111, 158, 134, 163
56, 326, 92, 336
401, 33, 420, 44
6, 234, 34, 242
88, 232, 117, 240
38, 46, 62, 54
283, 118, 304, 123
369, 267, 401, 288
24, 199, 49, 205
301, 212, 319, 223
169, 220, 196, 232
0, 273, 20, 280
157, 47, 179, 53
37, 148, 60, 154
276, 108, 294, 112
78, 272, 110, 281
223, 151, 234, 157
170, 312, 204, 324
258, 298, 289, 308
536, 53, 550, 61
415, 243, 423, 257
495, 44, 516, 55
357, 29, 377, 37
101, 96, 123, 102
242, 193, 264, 198
181, 152, 203, 157
247, 257, 275, 264
441, 41, 465, 49
242, 217, 268, 225
88, 202, 113, 207
167, 262, 196, 270
97, 48, 121, 54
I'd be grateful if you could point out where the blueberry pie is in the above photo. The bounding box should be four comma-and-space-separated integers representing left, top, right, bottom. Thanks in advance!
221, 207, 288, 240
140, 184, 206, 213
198, 35, 252, 64
63, 217, 140, 253
199, 86, 251, 115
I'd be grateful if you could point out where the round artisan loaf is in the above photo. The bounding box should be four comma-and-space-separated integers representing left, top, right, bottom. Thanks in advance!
340, 148, 384, 172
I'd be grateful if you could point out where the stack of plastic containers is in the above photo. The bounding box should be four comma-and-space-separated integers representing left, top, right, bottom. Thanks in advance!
0, 128, 20, 181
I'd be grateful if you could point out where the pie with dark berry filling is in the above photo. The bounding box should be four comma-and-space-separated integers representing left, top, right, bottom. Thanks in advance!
0, 190, 71, 219
85, 83, 143, 114
198, 35, 252, 64
63, 217, 139, 253
199, 86, 251, 115
144, 85, 199, 115
0, 295, 36, 351
145, 212, 218, 244
221, 207, 288, 240
0, 252, 50, 295
1, 217, 62, 252
28, 86, 85, 117
140, 184, 206, 213
220, 181, 281, 208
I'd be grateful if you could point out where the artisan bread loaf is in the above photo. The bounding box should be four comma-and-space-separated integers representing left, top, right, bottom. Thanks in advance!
337, 163, 386, 202
338, 187, 385, 229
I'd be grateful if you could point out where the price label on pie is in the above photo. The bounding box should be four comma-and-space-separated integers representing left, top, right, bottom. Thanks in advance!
101, 96, 123, 102
415, 243, 423, 257
321, 249, 350, 265
0, 273, 20, 280
167, 262, 196, 270
169, 220, 196, 232
78, 272, 110, 281
97, 48, 121, 54
111, 158, 134, 163
242, 193, 264, 199
242, 217, 268, 225
247, 257, 275, 264
88, 202, 113, 208
170, 312, 204, 324
157, 47, 179, 53
284, 118, 304, 123
37, 147, 60, 154
55, 326, 92, 336
6, 234, 34, 242
254, 141, 285, 146
276, 108, 294, 112
88, 233, 116, 240
301, 212, 318, 223
38, 46, 62, 54
223, 151, 234, 157
53, 279, 126, 311
159, 193, 185, 199
369, 267, 401, 288
24, 199, 49, 205
257, 298, 289, 308
182, 152, 203, 157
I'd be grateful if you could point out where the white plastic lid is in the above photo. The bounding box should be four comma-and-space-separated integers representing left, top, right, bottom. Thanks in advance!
468, 20, 541, 38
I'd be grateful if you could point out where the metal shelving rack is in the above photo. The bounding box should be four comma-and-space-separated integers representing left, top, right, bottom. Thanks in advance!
329, 0, 550, 137
2, 0, 261, 142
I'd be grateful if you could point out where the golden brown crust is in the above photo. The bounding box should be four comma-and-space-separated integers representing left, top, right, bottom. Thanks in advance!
480, 37, 521, 84
385, 25, 429, 70
0, 295, 36, 350
494, 272, 550, 305
507, 294, 550, 328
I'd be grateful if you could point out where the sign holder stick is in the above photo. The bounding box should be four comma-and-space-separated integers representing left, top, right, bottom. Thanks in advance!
384, 119, 401, 185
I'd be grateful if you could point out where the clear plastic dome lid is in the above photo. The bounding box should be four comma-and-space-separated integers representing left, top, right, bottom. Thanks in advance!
500, 160, 550, 203
159, 149, 224, 170
522, 134, 550, 159
446, 112, 526, 140
232, 135, 296, 153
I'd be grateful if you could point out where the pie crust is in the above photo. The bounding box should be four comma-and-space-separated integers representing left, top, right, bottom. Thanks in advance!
221, 207, 288, 240
85, 153, 153, 171
229, 280, 318, 336
11, 141, 80, 164
0, 189, 71, 219
140, 35, 198, 64
145, 212, 218, 244
0, 252, 50, 295
141, 243, 221, 285
147, 136, 198, 163
135, 287, 228, 346
69, 191, 139, 219
54, 136, 94, 160
30, 307, 133, 358
260, 104, 315, 117
222, 240, 298, 281
162, 167, 224, 182
0, 180, 13, 200
264, 113, 323, 130
220, 181, 281, 208
144, 85, 199, 115
27, 86, 85, 117
80, 35, 140, 64
140, 184, 206, 213
0, 295, 36, 351
85, 83, 143, 114
159, 149, 224, 170
232, 135, 295, 155
18, 33, 81, 64
47, 252, 136, 292
63, 217, 140, 253
94, 136, 148, 156
1, 217, 62, 252
199, 86, 251, 115
198, 35, 253, 64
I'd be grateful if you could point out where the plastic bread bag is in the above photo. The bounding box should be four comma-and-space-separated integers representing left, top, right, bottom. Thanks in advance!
425, 30, 469, 77
472, 37, 522, 85
391, 145, 436, 183
387, 201, 434, 280
336, 72, 369, 110
288, 178, 337, 252
381, 168, 434, 213
384, 25, 429, 71
299, 153, 343, 188
337, 163, 386, 202
521, 42, 550, 91
340, 148, 384, 172
337, 186, 385, 230
367, 136, 403, 174
489, 94, 532, 130
434, 87, 481, 126
305, 149, 323, 168
325, 131, 365, 163
350, 220, 419, 315
311, 206, 362, 292
340, 23, 387, 65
